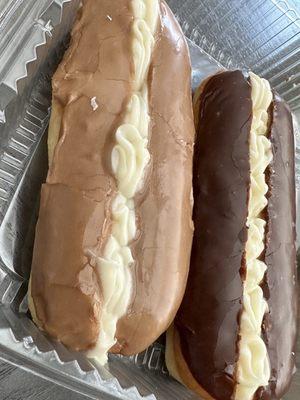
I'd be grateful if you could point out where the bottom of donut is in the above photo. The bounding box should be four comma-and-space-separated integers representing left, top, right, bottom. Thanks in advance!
165, 325, 215, 400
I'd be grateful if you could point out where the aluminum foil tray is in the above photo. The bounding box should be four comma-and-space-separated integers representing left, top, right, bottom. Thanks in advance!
0, 0, 299, 399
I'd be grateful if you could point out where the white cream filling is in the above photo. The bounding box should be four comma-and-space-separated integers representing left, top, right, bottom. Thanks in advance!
90, 96, 98, 111
235, 73, 273, 399
87, 0, 159, 364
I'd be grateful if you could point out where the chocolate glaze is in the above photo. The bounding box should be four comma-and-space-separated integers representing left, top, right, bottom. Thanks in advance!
258, 95, 297, 400
175, 71, 252, 400
115, 1, 195, 355
31, 0, 134, 350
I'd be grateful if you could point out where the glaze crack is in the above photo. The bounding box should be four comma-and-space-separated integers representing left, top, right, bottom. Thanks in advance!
152, 111, 193, 150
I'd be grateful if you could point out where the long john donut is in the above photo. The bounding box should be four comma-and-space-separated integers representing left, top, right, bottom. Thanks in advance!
29, 0, 194, 363
167, 70, 297, 400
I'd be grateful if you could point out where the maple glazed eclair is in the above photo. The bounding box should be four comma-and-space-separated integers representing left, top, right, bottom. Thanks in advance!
29, 0, 195, 364
166, 70, 297, 400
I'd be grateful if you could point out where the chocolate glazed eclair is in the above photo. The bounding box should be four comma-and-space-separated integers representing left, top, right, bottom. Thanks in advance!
29, 0, 195, 363
166, 70, 297, 400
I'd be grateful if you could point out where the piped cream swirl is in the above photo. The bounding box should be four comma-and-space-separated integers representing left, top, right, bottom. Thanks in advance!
111, 89, 151, 198
235, 72, 272, 399
88, 0, 158, 364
